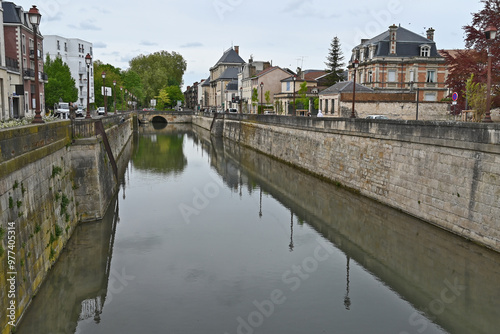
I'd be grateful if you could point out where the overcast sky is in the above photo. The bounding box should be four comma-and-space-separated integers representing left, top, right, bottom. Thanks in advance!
13, 0, 484, 89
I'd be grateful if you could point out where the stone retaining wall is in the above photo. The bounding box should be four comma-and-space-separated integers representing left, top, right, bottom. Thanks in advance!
193, 115, 500, 252
0, 116, 133, 334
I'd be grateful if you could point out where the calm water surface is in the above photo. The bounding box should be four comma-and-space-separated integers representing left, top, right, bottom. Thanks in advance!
17, 124, 500, 334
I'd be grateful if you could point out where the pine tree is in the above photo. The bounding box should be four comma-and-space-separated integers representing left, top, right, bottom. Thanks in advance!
325, 36, 345, 87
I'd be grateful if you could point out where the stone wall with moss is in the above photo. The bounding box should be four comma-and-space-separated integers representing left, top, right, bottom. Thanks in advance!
0, 116, 133, 334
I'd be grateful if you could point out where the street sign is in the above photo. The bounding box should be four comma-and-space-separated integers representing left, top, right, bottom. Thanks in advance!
452, 92, 458, 101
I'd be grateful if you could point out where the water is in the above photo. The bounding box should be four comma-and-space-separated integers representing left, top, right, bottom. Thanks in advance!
17, 124, 500, 334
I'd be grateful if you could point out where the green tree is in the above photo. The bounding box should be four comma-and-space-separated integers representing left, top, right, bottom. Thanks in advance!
164, 85, 184, 109
297, 81, 309, 110
44, 55, 78, 110
466, 74, 488, 121
156, 88, 171, 110
324, 36, 345, 87
265, 90, 271, 105
251, 88, 259, 113
129, 51, 187, 104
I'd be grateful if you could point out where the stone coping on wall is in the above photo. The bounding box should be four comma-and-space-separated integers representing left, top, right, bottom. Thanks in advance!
223, 114, 500, 154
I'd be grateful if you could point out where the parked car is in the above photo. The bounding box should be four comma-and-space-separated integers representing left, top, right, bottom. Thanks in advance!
228, 108, 238, 113
75, 107, 85, 118
366, 115, 389, 119
97, 107, 105, 115
264, 110, 276, 115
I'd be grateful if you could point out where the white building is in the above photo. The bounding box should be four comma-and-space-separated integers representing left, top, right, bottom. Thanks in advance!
43, 35, 94, 108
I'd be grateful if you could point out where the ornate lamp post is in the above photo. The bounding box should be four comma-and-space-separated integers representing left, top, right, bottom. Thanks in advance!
260, 82, 264, 114
101, 71, 107, 115
120, 86, 123, 111
292, 75, 297, 116
239, 87, 243, 114
483, 25, 497, 123
85, 53, 92, 118
28, 6, 43, 124
351, 59, 359, 118
113, 80, 117, 113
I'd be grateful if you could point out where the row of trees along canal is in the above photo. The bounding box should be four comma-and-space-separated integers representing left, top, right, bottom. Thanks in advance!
44, 50, 187, 113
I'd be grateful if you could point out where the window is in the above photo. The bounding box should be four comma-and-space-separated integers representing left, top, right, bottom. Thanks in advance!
286, 82, 291, 91
420, 45, 430, 57
424, 93, 436, 101
426, 70, 436, 83
388, 70, 397, 82
64, 43, 68, 52
368, 71, 373, 83
57, 40, 60, 50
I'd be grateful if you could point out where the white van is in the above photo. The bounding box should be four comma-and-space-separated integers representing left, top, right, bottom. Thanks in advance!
54, 102, 70, 119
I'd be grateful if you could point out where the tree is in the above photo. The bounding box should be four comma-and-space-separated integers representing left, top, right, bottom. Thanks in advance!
44, 55, 78, 110
156, 88, 171, 110
466, 74, 488, 121
129, 51, 187, 105
297, 81, 308, 110
164, 86, 184, 109
265, 90, 271, 105
443, 0, 500, 109
251, 88, 258, 113
324, 36, 345, 87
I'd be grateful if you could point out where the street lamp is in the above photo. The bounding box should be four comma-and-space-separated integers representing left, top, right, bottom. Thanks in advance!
28, 5, 43, 124
292, 75, 297, 116
101, 71, 107, 115
85, 53, 92, 118
113, 80, 117, 113
239, 87, 243, 114
351, 59, 359, 118
483, 25, 497, 123
260, 82, 264, 114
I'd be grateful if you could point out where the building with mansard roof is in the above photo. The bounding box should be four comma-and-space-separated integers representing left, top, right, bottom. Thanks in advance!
348, 25, 448, 102
209, 46, 244, 108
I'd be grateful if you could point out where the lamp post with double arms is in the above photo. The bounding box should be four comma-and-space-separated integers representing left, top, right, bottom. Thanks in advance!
113, 80, 117, 113
102, 71, 107, 115
483, 25, 497, 123
260, 82, 264, 114
85, 53, 92, 118
28, 6, 43, 124
351, 59, 359, 119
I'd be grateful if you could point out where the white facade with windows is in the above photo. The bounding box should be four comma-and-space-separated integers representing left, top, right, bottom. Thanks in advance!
43, 35, 94, 108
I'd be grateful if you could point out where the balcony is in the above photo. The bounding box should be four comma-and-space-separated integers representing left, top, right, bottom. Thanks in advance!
29, 48, 42, 59
24, 69, 49, 82
6, 57, 19, 72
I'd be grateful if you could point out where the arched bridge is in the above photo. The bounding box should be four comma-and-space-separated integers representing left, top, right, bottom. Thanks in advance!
137, 110, 194, 124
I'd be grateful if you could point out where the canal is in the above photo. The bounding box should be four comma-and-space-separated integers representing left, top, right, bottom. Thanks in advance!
17, 124, 500, 334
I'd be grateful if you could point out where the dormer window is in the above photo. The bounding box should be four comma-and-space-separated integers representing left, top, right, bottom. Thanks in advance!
420, 44, 431, 57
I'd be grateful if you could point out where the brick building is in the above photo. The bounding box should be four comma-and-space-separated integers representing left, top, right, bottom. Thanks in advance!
348, 25, 448, 102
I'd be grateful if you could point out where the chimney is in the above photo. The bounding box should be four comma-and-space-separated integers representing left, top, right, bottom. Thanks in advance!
234, 45, 239, 55
389, 24, 398, 55
426, 28, 435, 41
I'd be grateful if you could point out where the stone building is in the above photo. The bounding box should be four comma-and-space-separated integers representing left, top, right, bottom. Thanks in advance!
209, 46, 244, 108
348, 25, 448, 102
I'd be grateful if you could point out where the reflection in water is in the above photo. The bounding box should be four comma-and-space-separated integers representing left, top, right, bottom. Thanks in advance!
133, 125, 188, 175
344, 256, 351, 310
16, 124, 500, 334
16, 196, 120, 334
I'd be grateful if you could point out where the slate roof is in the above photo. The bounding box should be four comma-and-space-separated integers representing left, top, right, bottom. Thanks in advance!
226, 80, 238, 91
219, 67, 240, 80
216, 48, 244, 65
201, 77, 211, 87
3, 2, 23, 24
319, 81, 373, 95
354, 26, 441, 58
